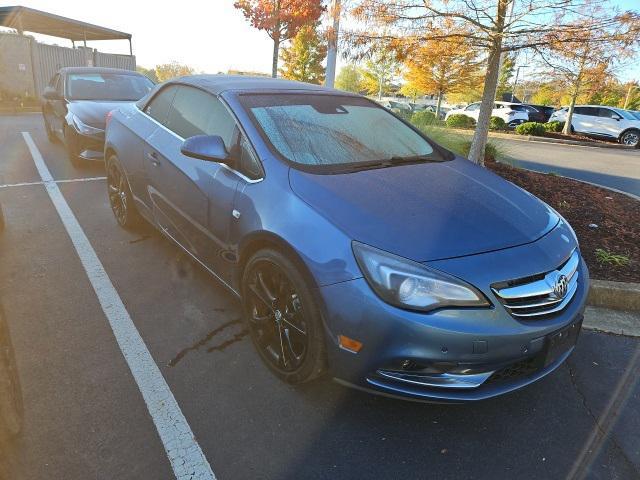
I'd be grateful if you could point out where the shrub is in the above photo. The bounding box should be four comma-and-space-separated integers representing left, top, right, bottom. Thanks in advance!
595, 249, 630, 267
411, 110, 438, 128
515, 122, 546, 136
544, 121, 564, 133
446, 114, 475, 129
392, 109, 413, 122
460, 140, 501, 162
489, 116, 506, 130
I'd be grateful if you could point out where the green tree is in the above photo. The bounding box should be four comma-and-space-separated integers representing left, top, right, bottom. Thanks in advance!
154, 61, 194, 82
335, 64, 362, 92
496, 54, 515, 100
136, 65, 158, 83
360, 51, 399, 99
279, 24, 327, 84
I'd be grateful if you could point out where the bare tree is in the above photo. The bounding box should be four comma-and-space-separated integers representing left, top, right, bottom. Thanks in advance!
346, 0, 640, 165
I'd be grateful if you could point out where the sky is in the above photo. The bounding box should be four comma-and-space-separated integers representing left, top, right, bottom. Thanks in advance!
4, 0, 640, 80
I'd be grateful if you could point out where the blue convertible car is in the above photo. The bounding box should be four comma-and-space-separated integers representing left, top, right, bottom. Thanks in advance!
104, 75, 588, 402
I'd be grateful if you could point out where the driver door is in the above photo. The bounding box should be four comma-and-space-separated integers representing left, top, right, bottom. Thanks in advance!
143, 85, 241, 278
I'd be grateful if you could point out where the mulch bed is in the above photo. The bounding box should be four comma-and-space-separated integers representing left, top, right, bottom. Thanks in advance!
486, 158, 640, 283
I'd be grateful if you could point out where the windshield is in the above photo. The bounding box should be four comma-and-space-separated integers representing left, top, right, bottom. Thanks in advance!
240, 94, 441, 169
67, 73, 154, 101
616, 109, 638, 120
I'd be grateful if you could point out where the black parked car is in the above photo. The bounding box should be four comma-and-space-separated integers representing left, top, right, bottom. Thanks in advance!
42, 67, 154, 166
525, 104, 556, 122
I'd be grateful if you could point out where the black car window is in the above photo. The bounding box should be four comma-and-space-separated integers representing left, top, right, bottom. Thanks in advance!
166, 86, 237, 148
237, 135, 262, 180
575, 107, 598, 116
598, 108, 621, 119
145, 85, 179, 126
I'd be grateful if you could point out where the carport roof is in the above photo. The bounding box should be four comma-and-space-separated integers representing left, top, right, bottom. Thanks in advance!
0, 5, 131, 41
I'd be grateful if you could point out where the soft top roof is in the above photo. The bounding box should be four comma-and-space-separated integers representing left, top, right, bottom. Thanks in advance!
171, 74, 342, 95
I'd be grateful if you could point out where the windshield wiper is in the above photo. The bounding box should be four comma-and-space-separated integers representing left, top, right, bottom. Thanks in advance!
338, 155, 439, 173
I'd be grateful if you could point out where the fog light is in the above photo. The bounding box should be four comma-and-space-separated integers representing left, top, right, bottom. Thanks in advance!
338, 335, 363, 353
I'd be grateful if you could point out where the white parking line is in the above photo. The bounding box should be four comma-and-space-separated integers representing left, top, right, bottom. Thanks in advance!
21, 132, 216, 480
0, 176, 106, 189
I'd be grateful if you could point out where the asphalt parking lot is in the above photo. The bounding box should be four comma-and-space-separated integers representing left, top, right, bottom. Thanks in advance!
1, 113, 639, 480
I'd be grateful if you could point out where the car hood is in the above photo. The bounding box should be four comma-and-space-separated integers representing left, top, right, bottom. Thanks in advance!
289, 157, 559, 261
68, 100, 133, 128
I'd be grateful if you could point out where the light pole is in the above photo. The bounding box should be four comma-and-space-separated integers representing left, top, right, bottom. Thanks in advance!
325, 0, 341, 88
511, 65, 528, 102
623, 84, 639, 109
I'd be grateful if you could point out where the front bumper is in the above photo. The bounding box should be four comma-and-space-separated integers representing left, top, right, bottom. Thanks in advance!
317, 240, 589, 402
68, 126, 105, 161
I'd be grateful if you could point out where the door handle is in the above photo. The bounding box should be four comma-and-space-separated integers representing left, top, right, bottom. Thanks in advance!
147, 151, 160, 166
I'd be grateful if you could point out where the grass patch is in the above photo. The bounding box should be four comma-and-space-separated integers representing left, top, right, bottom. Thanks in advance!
595, 248, 631, 267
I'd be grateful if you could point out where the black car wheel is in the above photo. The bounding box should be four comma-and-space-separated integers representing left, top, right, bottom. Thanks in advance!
0, 307, 23, 438
44, 115, 56, 143
106, 156, 141, 230
620, 129, 640, 148
64, 126, 81, 167
242, 249, 326, 384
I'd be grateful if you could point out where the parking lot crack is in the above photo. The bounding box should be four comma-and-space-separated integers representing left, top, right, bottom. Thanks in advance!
168, 318, 245, 367
565, 360, 639, 478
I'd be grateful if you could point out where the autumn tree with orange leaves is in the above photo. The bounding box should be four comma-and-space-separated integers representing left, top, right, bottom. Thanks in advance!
402, 29, 482, 118
348, 0, 640, 166
234, 0, 325, 78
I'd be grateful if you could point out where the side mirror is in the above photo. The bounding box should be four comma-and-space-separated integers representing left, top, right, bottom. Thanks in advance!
43, 86, 60, 100
180, 135, 230, 163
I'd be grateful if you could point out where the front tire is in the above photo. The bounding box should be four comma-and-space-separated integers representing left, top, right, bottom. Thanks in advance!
44, 115, 56, 143
64, 126, 81, 167
242, 249, 326, 384
106, 155, 141, 230
620, 129, 640, 148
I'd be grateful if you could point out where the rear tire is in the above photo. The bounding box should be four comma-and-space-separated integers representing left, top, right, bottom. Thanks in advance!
241, 249, 326, 384
106, 155, 141, 230
620, 129, 640, 148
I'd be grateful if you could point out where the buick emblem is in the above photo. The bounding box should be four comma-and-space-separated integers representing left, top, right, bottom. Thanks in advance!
553, 274, 569, 299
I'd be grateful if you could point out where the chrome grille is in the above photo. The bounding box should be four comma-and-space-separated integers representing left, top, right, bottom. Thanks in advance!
492, 249, 580, 318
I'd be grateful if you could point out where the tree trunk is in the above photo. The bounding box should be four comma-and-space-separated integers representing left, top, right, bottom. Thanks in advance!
271, 0, 281, 78
563, 87, 579, 135
435, 91, 443, 119
468, 0, 508, 166
272, 36, 280, 78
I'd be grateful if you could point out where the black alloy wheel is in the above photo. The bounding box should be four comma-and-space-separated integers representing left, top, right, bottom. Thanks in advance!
242, 250, 326, 383
620, 129, 640, 148
107, 157, 140, 230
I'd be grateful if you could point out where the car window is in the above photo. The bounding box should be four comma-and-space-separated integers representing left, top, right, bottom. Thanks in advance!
166, 86, 237, 148
236, 135, 263, 180
241, 94, 439, 169
574, 107, 598, 116
145, 85, 179, 126
66, 73, 153, 101
466, 103, 480, 111
599, 108, 620, 119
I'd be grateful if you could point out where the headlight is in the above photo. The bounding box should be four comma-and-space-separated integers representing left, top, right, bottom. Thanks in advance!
71, 114, 104, 136
352, 241, 490, 312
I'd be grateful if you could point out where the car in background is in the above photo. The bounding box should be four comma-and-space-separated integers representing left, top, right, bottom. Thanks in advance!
445, 101, 529, 127
549, 105, 640, 147
104, 75, 588, 402
525, 104, 556, 122
42, 67, 154, 166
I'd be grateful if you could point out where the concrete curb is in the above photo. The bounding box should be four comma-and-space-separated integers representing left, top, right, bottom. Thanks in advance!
588, 279, 640, 312
448, 127, 638, 150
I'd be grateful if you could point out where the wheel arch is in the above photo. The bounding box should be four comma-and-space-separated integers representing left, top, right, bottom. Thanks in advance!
237, 231, 321, 294
618, 127, 640, 141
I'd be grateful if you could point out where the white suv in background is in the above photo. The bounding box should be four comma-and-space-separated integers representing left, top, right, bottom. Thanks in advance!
445, 101, 530, 127
549, 105, 640, 147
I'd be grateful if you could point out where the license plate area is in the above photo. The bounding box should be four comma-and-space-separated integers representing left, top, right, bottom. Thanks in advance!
544, 317, 582, 367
